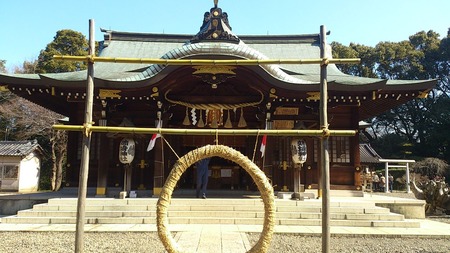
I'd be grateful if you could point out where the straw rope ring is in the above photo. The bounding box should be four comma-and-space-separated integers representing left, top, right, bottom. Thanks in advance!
156, 144, 275, 253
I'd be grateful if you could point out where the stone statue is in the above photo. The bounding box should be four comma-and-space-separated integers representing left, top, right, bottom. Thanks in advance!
410, 175, 450, 215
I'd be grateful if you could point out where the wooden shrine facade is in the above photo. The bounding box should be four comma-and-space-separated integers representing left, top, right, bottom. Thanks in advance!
0, 3, 435, 196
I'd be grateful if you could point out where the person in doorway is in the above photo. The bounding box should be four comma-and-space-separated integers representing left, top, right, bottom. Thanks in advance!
379, 173, 386, 192
372, 172, 380, 192
196, 157, 211, 199
388, 174, 394, 192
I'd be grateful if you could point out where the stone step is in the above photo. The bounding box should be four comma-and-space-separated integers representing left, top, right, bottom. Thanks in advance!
16, 209, 400, 220
1, 216, 420, 228
2, 197, 421, 229
31, 203, 390, 215
16, 210, 155, 218
32, 204, 155, 212
46, 198, 380, 208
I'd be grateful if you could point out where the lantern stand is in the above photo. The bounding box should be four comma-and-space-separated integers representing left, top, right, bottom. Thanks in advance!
119, 138, 136, 198
292, 165, 303, 200
291, 139, 307, 200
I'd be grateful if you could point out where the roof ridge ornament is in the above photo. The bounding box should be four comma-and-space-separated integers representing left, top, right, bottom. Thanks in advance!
190, 1, 240, 44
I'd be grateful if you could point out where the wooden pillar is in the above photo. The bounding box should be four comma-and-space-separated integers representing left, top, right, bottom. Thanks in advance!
263, 135, 274, 187
96, 133, 108, 196
352, 107, 361, 189
281, 160, 289, 191
153, 122, 164, 196
353, 135, 362, 189
65, 131, 78, 186
317, 142, 322, 197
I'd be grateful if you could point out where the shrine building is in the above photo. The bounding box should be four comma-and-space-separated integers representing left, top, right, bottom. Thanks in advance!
0, 2, 436, 196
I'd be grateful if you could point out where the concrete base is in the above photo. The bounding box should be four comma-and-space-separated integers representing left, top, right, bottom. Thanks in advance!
375, 201, 426, 219
291, 192, 304, 200
277, 192, 293, 199
0, 199, 47, 215
119, 191, 127, 199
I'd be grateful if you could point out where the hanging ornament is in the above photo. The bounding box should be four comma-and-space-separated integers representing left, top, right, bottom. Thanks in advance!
191, 108, 197, 126
238, 107, 247, 128
182, 107, 190, 126
224, 109, 232, 128
197, 109, 205, 127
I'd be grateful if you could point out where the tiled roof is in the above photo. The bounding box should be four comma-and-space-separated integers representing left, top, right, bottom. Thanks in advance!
360, 144, 382, 164
0, 140, 41, 157
4, 30, 433, 92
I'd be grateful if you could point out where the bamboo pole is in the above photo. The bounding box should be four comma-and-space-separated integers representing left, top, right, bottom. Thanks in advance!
52, 125, 356, 137
74, 19, 95, 253
53, 55, 360, 65
320, 25, 331, 253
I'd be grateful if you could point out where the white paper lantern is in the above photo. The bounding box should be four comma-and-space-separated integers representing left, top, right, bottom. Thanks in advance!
119, 138, 136, 164
291, 139, 307, 165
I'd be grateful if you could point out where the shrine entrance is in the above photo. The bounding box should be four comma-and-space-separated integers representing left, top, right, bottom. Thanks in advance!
177, 135, 255, 192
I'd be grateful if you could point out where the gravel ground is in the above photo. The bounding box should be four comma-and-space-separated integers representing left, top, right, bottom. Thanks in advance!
0, 231, 449, 253
0, 232, 165, 253
248, 234, 450, 253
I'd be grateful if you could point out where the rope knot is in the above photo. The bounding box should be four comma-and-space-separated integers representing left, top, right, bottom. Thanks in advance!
82, 122, 94, 137
321, 58, 329, 67
321, 127, 330, 138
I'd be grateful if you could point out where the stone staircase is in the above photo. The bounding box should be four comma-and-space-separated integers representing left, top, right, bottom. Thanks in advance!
1, 198, 420, 228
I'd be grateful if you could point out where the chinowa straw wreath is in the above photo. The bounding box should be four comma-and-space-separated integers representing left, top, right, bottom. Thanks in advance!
156, 144, 275, 253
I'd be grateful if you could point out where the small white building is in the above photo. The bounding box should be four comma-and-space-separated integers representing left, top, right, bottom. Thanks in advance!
0, 140, 43, 192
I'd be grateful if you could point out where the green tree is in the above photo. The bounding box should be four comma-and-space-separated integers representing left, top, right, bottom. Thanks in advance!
14, 59, 38, 74
1, 29, 93, 190
332, 29, 450, 163
15, 29, 95, 190
36, 29, 89, 73
373, 31, 449, 162
331, 42, 377, 78
0, 91, 67, 190
437, 30, 450, 96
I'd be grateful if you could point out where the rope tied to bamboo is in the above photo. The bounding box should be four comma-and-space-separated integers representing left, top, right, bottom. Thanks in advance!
320, 58, 329, 66
82, 122, 94, 137
321, 125, 331, 138
87, 55, 95, 63
157, 144, 275, 253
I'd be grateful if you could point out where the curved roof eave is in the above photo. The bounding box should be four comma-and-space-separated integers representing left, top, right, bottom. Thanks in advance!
0, 73, 42, 85
102, 41, 318, 85
385, 79, 437, 90
0, 41, 437, 92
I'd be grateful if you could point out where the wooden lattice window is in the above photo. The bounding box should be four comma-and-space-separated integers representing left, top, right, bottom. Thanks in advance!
331, 136, 350, 163
313, 137, 351, 164
1, 164, 18, 179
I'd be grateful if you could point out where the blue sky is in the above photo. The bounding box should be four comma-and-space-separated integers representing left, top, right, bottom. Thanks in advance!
1, 0, 449, 71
